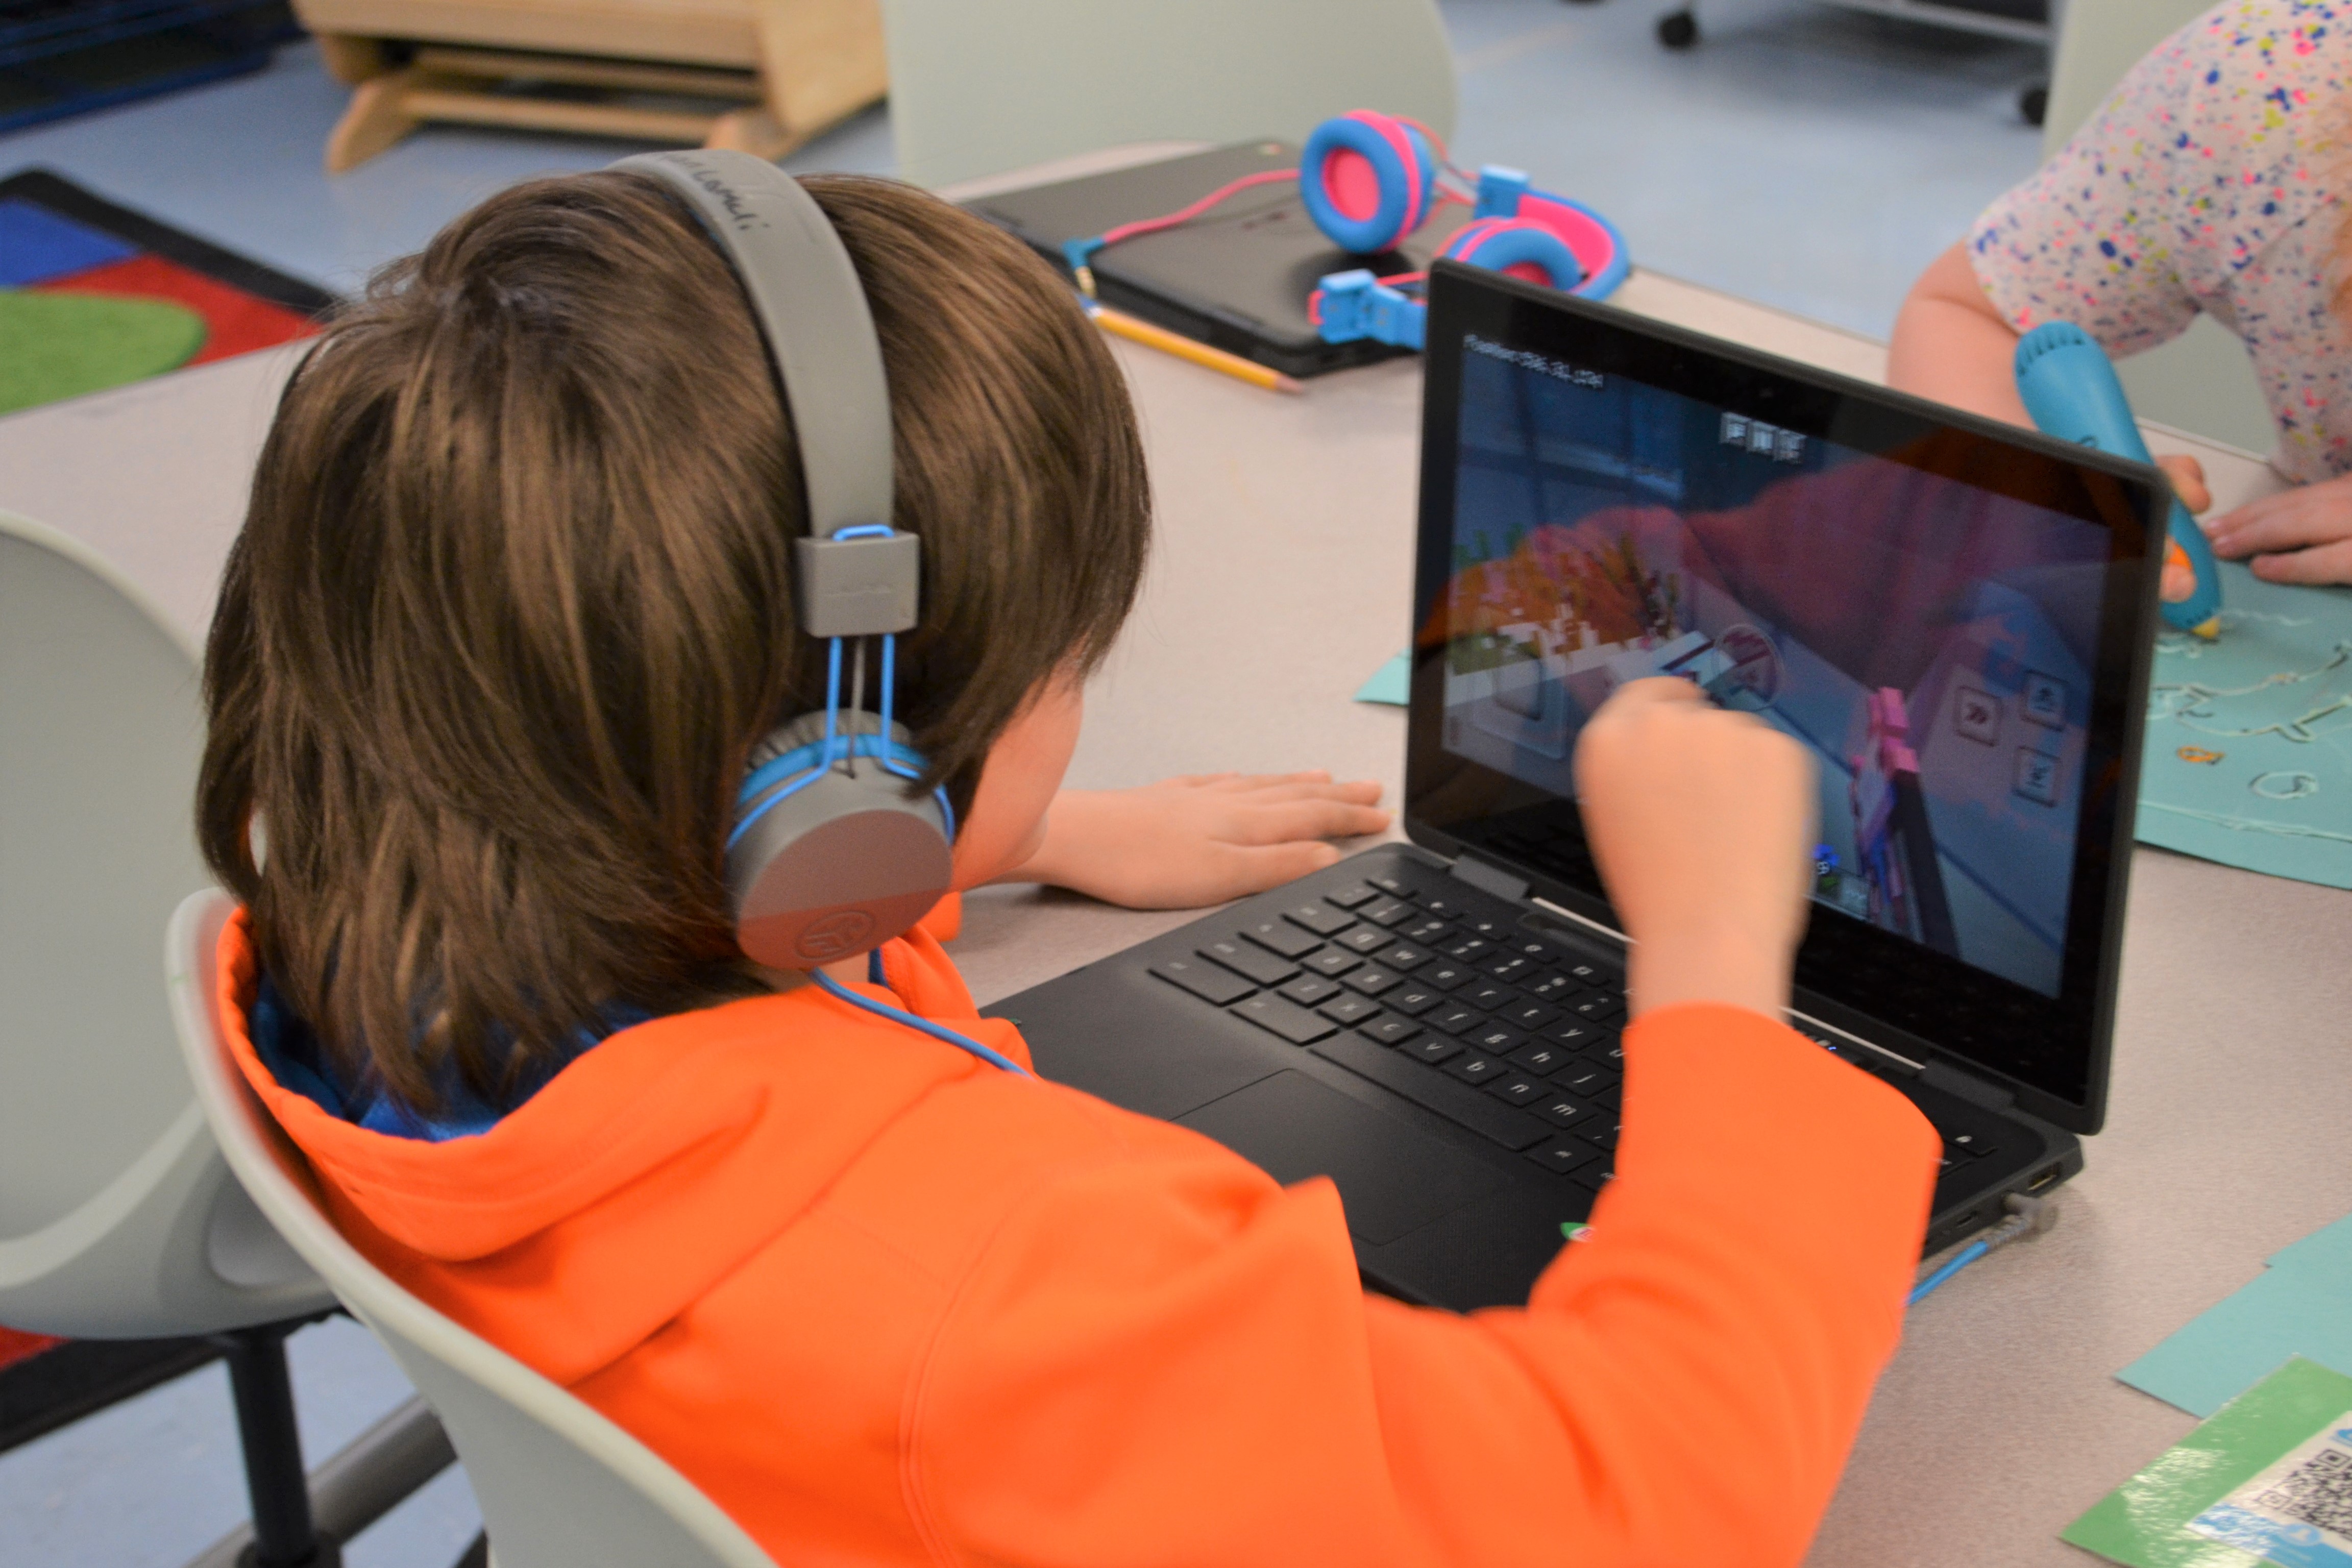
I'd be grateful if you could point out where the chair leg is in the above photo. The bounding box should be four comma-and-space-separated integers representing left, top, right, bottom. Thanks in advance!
214, 1325, 338, 1568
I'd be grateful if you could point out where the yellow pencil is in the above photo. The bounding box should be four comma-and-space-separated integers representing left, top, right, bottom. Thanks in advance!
1087, 302, 1303, 395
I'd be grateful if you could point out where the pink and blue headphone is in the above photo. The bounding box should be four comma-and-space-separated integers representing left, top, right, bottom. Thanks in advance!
1061, 110, 1627, 352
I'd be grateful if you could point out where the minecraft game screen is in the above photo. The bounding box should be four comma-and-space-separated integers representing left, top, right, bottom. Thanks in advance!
1440, 335, 2114, 999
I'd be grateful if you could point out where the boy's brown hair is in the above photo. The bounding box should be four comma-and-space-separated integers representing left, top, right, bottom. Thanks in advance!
198, 172, 1149, 1113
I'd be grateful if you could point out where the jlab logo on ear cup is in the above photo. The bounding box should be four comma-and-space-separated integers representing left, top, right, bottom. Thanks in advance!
796, 910, 877, 963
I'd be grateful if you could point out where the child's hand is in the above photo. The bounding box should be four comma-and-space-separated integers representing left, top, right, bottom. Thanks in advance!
2155, 454, 2212, 603
1573, 679, 1816, 1021
2207, 470, 2352, 586
1002, 773, 1391, 909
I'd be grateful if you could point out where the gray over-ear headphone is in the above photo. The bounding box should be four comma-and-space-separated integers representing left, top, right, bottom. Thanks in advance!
614, 150, 954, 971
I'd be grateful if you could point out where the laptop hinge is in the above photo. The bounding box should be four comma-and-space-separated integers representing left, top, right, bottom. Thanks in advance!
1919, 1059, 2016, 1113
1450, 853, 1530, 903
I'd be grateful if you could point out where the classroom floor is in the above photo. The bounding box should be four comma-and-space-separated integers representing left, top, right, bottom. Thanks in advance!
0, 3, 2046, 1563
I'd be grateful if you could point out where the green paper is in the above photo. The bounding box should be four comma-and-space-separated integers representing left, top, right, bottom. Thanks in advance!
1356, 650, 1409, 706
2137, 567, 2352, 891
0, 287, 206, 414
2064, 1356, 2352, 1567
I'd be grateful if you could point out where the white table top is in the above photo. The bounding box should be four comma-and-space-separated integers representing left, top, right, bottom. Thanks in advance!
6, 164, 2347, 1568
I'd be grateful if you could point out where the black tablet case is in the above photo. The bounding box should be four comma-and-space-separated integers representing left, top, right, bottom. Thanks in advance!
965, 141, 1478, 379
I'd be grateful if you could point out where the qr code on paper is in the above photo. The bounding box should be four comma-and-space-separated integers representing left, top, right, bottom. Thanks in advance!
2189, 1412, 2352, 1568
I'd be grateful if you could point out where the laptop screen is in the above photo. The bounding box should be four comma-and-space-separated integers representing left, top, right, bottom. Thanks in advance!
1406, 265, 2161, 1132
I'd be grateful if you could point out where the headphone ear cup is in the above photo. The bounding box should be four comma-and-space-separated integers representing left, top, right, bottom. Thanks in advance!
728, 712, 952, 968
1439, 217, 1586, 292
1300, 111, 1436, 255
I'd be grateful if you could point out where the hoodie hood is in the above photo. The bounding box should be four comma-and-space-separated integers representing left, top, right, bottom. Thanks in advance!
217, 906, 1027, 1385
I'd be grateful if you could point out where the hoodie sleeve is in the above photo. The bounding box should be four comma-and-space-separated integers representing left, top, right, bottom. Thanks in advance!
908, 1003, 1940, 1568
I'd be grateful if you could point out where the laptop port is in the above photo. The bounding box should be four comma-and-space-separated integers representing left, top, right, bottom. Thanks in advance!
2026, 1167, 2059, 1193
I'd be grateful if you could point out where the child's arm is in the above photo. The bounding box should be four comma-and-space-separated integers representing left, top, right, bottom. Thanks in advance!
998, 772, 1391, 907
914, 681, 1940, 1565
1886, 242, 2032, 427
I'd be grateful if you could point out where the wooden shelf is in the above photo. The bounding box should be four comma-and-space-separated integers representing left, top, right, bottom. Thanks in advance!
294, 0, 884, 172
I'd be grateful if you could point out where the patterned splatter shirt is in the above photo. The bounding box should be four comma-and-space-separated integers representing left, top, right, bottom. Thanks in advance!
1970, 0, 2350, 480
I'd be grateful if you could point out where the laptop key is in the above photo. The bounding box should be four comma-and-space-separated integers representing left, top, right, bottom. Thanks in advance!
1444, 1052, 1510, 1085
1440, 936, 1494, 962
1467, 1024, 1525, 1056
1461, 983, 1515, 1012
1467, 917, 1512, 938
1508, 938, 1557, 963
1243, 919, 1324, 959
1319, 994, 1382, 1026
1564, 961, 1611, 985
1420, 962, 1477, 991
1301, 948, 1361, 979
1482, 954, 1534, 985
1525, 972, 1584, 1002
1385, 985, 1442, 1016
1359, 1016, 1421, 1047
1420, 895, 1468, 918
1365, 872, 1415, 898
1286, 903, 1357, 937
1545, 1020, 1608, 1051
1152, 958, 1255, 1006
1341, 964, 1403, 997
1526, 1137, 1599, 1177
1202, 939, 1297, 987
1310, 1033, 1553, 1150
1509, 1042, 1579, 1076
1359, 897, 1414, 928
1231, 995, 1337, 1045
1581, 1119, 1623, 1149
1403, 1034, 1464, 1065
1336, 926, 1391, 954
1486, 1073, 1548, 1108
1550, 1063, 1617, 1098
1944, 1130, 2000, 1160
1535, 1094, 1592, 1130
1503, 1000, 1560, 1030
1324, 883, 1379, 909
1398, 916, 1455, 945
1427, 1006, 1484, 1036
1375, 943, 1433, 970
1280, 975, 1343, 1006
1569, 990, 1626, 1022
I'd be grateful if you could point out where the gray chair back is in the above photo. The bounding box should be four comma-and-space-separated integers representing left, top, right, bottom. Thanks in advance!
0, 509, 325, 1336
879, 0, 1458, 188
169, 889, 779, 1568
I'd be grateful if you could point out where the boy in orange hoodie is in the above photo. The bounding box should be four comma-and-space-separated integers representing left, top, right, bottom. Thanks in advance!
199, 166, 1940, 1566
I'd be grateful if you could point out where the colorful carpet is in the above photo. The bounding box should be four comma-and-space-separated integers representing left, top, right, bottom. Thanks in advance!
0, 167, 332, 415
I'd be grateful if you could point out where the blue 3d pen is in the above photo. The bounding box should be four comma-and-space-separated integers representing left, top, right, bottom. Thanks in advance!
2014, 322, 2222, 638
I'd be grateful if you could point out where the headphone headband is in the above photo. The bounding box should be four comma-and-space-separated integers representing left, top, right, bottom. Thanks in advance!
615, 150, 915, 637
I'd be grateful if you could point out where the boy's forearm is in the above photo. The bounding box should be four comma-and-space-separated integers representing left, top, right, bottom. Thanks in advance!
1365, 1004, 1939, 1565
1887, 243, 2031, 427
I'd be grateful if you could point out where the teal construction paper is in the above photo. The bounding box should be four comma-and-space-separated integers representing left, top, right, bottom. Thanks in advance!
1356, 650, 1410, 707
2269, 1212, 2352, 1277
2119, 1212, 2352, 1417
2137, 564, 2352, 889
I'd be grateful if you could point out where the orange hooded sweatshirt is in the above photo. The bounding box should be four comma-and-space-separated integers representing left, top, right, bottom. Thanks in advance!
220, 902, 1939, 1567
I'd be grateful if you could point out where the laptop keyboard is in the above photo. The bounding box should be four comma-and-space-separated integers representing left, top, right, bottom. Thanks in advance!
1152, 869, 1631, 1194
1149, 862, 2016, 1204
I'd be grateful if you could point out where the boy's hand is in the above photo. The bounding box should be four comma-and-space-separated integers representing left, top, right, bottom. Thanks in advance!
1574, 679, 1816, 1021
2207, 470, 2352, 586
1002, 773, 1391, 909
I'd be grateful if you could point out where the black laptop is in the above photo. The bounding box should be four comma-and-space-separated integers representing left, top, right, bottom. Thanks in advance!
988, 261, 2163, 1311
967, 141, 1480, 378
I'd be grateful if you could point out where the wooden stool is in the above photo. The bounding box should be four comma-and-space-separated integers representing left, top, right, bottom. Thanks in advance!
295, 0, 887, 172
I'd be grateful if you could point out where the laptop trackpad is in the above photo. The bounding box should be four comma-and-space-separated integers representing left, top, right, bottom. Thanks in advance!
1178, 1071, 1508, 1244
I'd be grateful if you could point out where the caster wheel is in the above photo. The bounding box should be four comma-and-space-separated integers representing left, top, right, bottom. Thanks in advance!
2020, 84, 2048, 127
1657, 10, 1699, 48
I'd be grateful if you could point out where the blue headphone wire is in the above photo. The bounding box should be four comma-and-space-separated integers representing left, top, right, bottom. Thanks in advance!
811, 970, 1031, 1076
